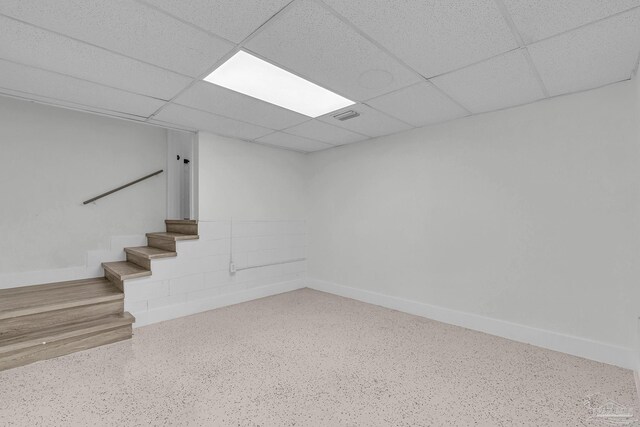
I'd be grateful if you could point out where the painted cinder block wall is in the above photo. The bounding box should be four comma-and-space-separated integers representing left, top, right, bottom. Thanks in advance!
124, 220, 307, 327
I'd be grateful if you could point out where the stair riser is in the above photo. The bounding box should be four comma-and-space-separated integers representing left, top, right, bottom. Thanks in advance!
165, 223, 198, 235
147, 237, 176, 252
0, 300, 124, 341
104, 271, 124, 291
0, 325, 132, 371
126, 252, 151, 270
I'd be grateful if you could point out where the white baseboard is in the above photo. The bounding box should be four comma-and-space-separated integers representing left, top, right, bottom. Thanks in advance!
308, 278, 636, 370
635, 370, 640, 407
132, 279, 306, 328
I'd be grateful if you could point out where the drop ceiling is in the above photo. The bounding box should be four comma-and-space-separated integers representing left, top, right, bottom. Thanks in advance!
0, 0, 639, 153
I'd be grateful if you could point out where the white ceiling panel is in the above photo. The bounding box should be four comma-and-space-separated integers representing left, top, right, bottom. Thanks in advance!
503, 0, 640, 44
0, 0, 638, 152
256, 132, 334, 153
367, 82, 469, 128
318, 104, 412, 138
0, 59, 165, 117
245, 0, 419, 102
527, 9, 640, 97
153, 104, 273, 140
173, 81, 309, 130
284, 120, 368, 145
140, 0, 291, 43
431, 49, 545, 114
0, 0, 234, 77
0, 16, 191, 100
322, 0, 518, 78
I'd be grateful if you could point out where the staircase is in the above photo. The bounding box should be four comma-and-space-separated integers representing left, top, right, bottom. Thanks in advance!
0, 219, 198, 371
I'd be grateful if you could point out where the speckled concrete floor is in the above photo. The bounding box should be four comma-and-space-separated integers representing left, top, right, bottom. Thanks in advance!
0, 288, 637, 426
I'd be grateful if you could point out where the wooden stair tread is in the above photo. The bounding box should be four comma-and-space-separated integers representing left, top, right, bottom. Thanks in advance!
0, 313, 134, 355
146, 232, 199, 241
0, 278, 123, 320
125, 246, 177, 259
165, 219, 198, 225
102, 261, 151, 280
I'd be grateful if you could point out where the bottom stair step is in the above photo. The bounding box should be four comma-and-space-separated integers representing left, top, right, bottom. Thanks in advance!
0, 299, 124, 342
0, 312, 135, 371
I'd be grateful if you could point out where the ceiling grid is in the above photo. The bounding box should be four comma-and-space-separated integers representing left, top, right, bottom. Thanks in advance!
0, 0, 639, 152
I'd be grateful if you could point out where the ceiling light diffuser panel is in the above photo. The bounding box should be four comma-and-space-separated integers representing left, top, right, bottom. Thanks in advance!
204, 50, 354, 118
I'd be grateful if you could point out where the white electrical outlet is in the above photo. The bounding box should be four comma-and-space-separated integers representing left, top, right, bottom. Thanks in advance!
229, 262, 236, 274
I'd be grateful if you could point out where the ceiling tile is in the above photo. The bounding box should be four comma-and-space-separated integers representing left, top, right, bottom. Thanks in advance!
153, 104, 273, 140
503, 0, 640, 44
0, 59, 165, 117
318, 104, 412, 138
527, 9, 640, 96
0, 16, 191, 100
367, 82, 469, 128
256, 132, 334, 153
0, 0, 234, 77
245, 0, 419, 102
173, 81, 309, 130
431, 49, 545, 114
322, 0, 517, 77
140, 0, 290, 43
284, 120, 368, 145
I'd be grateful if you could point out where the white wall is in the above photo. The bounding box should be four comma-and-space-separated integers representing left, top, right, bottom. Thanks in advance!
198, 132, 307, 221
306, 80, 640, 367
166, 129, 196, 220
0, 96, 167, 274
635, 73, 640, 375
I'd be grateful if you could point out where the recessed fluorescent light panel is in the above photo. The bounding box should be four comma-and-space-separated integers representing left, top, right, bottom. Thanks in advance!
203, 50, 354, 118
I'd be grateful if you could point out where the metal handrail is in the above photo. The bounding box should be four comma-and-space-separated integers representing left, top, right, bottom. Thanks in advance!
83, 169, 163, 205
